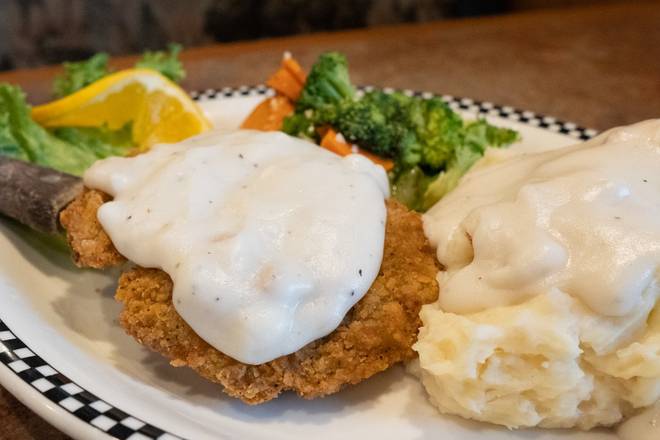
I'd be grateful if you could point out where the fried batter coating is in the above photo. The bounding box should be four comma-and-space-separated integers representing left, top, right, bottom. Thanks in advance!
59, 189, 125, 268
115, 199, 439, 404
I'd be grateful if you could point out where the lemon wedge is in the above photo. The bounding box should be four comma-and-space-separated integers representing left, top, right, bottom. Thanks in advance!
32, 68, 211, 150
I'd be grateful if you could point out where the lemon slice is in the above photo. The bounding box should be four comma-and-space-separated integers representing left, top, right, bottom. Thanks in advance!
32, 68, 211, 150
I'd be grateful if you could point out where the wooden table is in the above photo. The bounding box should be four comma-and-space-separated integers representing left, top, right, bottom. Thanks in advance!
1, 2, 658, 438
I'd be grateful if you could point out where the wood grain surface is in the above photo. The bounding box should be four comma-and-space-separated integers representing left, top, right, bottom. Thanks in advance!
0, 2, 658, 439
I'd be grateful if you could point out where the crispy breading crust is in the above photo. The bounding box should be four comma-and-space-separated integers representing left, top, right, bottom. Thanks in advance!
59, 189, 125, 268
115, 199, 439, 404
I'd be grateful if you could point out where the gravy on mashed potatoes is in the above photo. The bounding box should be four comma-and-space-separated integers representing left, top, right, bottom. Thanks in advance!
415, 119, 660, 430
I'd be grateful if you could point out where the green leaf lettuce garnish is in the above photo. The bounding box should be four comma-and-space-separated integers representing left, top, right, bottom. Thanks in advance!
0, 83, 132, 176
53, 53, 111, 98
53, 43, 186, 98
135, 43, 186, 83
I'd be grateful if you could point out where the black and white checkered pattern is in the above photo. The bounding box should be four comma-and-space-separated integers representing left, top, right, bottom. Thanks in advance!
0, 86, 597, 439
191, 84, 598, 141
0, 320, 181, 440
190, 84, 273, 101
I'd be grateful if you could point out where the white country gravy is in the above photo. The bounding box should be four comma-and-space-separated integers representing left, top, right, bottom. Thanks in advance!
424, 119, 660, 318
84, 130, 389, 364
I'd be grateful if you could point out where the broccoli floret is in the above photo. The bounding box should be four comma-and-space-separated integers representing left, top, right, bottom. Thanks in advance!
392, 104, 520, 211
332, 91, 415, 158
284, 52, 353, 138
282, 110, 318, 141
397, 130, 423, 167
333, 99, 399, 157
297, 52, 355, 112
332, 92, 467, 171
361, 90, 411, 119
408, 98, 464, 170
391, 166, 434, 212
420, 121, 519, 210
422, 146, 481, 210
463, 119, 519, 151
282, 104, 341, 141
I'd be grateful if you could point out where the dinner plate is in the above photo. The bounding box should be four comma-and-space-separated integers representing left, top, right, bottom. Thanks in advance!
0, 85, 611, 440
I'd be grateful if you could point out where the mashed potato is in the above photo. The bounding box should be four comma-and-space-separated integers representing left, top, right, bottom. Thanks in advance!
415, 120, 660, 430
415, 289, 660, 429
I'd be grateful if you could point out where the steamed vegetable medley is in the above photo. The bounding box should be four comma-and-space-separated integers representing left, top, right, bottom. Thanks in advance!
281, 53, 519, 211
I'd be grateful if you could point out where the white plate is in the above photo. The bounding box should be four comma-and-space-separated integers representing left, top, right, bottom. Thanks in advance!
0, 86, 611, 440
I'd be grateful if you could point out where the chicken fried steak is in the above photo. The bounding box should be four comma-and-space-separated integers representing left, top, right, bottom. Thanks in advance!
60, 190, 438, 404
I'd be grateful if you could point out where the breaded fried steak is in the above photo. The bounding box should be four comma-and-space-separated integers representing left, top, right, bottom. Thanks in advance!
60, 189, 125, 268
60, 190, 439, 404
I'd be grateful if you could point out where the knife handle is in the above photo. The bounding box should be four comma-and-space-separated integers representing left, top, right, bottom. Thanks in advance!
0, 157, 83, 234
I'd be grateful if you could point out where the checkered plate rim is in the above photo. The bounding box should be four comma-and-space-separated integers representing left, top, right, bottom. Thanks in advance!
0, 85, 597, 440
0, 319, 182, 440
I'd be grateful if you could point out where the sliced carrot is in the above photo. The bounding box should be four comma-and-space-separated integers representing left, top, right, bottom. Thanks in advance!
282, 55, 306, 84
320, 129, 395, 171
320, 128, 354, 156
242, 53, 305, 130
266, 53, 306, 101
240, 95, 295, 131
